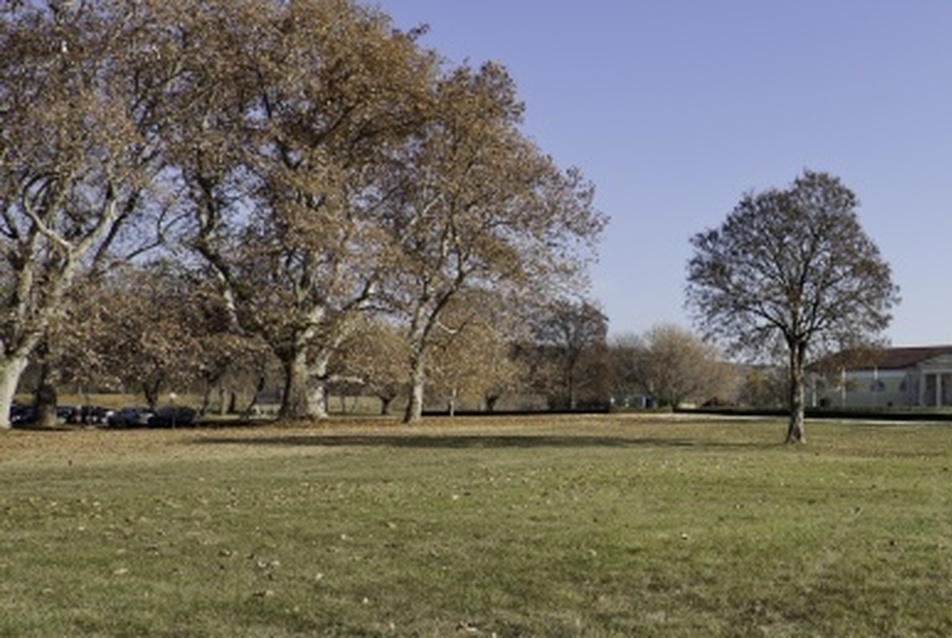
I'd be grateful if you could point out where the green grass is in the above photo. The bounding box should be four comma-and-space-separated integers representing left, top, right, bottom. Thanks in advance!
2, 415, 952, 636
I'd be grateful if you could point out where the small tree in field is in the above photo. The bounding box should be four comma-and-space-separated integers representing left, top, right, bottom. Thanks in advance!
686, 170, 899, 443
335, 319, 408, 416
523, 299, 610, 410
423, 294, 523, 415
623, 324, 737, 409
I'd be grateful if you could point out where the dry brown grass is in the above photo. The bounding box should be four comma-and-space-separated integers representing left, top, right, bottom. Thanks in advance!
0, 413, 640, 467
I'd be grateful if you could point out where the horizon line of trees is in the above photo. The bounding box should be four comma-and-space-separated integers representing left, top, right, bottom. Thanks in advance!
34, 273, 628, 419
26, 272, 779, 420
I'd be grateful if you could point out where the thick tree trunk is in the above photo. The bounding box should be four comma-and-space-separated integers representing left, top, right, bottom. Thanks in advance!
216, 387, 228, 416
279, 345, 331, 420
209, 386, 236, 415
0, 355, 29, 429
34, 382, 59, 429
32, 354, 61, 428
786, 341, 807, 444
280, 348, 317, 420
306, 354, 330, 420
404, 295, 441, 425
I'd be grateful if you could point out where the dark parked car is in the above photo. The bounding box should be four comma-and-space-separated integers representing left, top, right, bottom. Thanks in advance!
10, 404, 93, 426
106, 407, 154, 428
10, 403, 35, 426
64, 405, 110, 425
147, 406, 197, 428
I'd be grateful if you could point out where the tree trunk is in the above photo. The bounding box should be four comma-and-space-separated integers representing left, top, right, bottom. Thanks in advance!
200, 386, 212, 415
278, 345, 330, 420
403, 355, 426, 424
0, 355, 29, 429
786, 340, 807, 444
448, 387, 457, 417
306, 351, 331, 419
34, 382, 59, 429
280, 348, 316, 420
379, 394, 394, 416
404, 295, 442, 424
217, 387, 229, 415
241, 374, 267, 418
28, 349, 61, 428
142, 379, 162, 412
568, 370, 578, 411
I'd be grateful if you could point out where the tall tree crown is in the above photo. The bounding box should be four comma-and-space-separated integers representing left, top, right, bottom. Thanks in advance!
686, 170, 900, 360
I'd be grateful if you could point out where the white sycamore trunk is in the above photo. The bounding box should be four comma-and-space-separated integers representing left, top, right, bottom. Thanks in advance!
0, 355, 30, 429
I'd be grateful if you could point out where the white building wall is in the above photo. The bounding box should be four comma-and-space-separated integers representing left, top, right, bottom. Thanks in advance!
811, 369, 910, 408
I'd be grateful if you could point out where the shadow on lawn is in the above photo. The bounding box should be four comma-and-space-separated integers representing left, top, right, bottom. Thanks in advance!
194, 433, 773, 450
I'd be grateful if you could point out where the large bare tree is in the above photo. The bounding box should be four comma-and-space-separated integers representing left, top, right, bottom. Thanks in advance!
686, 170, 900, 443
163, 0, 436, 419
0, 1, 168, 427
387, 63, 607, 423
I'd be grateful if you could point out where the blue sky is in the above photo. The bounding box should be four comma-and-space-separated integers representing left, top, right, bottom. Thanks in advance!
377, 1, 952, 347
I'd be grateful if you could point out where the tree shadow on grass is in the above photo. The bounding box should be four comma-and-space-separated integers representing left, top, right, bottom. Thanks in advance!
193, 433, 775, 451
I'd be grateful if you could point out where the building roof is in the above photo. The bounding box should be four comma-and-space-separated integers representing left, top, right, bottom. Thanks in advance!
874, 346, 952, 369
813, 345, 952, 372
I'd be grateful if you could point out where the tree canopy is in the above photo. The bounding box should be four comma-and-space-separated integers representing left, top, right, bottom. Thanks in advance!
616, 324, 737, 409
686, 170, 899, 442
0, 0, 606, 426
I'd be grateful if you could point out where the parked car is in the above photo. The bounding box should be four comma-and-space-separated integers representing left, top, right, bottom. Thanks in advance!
63, 405, 110, 425
106, 407, 154, 428
10, 403, 35, 426
147, 406, 197, 428
9, 404, 90, 426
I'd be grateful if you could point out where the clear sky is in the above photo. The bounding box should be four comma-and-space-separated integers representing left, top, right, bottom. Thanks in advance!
377, 1, 952, 347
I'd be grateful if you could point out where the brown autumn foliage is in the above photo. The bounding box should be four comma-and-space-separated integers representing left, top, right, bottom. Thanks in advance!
0, 0, 605, 427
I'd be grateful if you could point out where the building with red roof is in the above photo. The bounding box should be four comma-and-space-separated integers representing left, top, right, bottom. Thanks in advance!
809, 346, 952, 408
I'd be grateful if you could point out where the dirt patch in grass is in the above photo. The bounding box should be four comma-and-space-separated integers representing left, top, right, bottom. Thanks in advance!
0, 422, 359, 468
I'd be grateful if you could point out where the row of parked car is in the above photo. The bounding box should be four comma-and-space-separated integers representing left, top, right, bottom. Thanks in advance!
10, 403, 198, 428
105, 406, 198, 427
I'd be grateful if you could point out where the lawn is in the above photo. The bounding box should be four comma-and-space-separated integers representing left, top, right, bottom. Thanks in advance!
1, 414, 951, 636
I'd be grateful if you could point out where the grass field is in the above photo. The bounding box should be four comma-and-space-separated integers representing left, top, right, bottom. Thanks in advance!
2, 414, 951, 636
